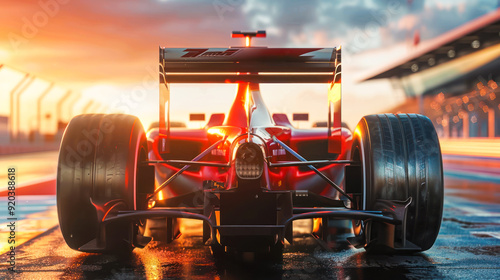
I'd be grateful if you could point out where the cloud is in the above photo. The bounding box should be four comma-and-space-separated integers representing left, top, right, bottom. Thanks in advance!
242, 0, 498, 51
242, 0, 412, 50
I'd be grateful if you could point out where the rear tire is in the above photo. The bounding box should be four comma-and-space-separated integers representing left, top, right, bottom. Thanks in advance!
351, 114, 443, 252
57, 114, 148, 252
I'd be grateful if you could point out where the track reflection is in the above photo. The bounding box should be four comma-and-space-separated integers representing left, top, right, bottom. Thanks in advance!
1, 162, 499, 279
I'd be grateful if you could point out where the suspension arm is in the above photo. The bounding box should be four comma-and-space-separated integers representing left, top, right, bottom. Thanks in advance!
272, 136, 353, 203
147, 136, 227, 201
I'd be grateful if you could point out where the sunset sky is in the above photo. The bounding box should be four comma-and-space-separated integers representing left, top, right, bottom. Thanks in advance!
1, 0, 498, 133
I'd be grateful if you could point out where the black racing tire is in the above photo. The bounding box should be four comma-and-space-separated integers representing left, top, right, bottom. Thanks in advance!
351, 114, 443, 252
57, 114, 148, 252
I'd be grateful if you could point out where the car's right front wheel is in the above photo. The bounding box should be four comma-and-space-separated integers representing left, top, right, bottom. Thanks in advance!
351, 113, 443, 252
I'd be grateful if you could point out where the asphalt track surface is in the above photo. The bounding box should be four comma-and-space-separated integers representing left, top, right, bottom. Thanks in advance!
0, 152, 499, 279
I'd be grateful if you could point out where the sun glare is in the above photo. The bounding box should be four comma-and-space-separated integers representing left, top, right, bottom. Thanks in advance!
0, 48, 9, 61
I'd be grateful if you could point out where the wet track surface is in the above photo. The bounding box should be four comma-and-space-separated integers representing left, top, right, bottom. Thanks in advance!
1, 153, 499, 279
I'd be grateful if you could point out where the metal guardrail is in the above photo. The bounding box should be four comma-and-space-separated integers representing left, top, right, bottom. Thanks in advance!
0, 65, 97, 145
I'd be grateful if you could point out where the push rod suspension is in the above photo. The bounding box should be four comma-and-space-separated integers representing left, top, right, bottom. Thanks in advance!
147, 136, 227, 201
272, 136, 353, 203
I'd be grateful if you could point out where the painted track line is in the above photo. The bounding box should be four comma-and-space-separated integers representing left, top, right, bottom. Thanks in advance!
0, 175, 56, 196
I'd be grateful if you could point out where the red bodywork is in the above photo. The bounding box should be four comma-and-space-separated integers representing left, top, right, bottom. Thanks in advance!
147, 79, 352, 201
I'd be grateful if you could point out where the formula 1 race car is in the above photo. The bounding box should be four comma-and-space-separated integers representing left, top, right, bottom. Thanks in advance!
56, 31, 443, 259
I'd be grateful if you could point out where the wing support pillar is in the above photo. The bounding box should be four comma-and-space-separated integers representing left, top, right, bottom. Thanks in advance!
159, 48, 170, 153
328, 46, 342, 154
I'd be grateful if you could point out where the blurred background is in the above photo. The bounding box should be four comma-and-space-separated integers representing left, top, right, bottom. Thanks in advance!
0, 0, 499, 155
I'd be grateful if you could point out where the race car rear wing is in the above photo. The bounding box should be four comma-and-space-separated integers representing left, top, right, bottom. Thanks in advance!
159, 47, 338, 83
157, 33, 342, 153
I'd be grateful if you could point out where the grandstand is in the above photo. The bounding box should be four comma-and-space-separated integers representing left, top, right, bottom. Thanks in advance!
363, 8, 500, 142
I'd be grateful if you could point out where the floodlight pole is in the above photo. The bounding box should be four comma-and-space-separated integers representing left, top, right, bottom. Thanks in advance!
66, 92, 81, 117
87, 102, 101, 113
36, 82, 55, 141
56, 90, 72, 125
9, 73, 30, 143
82, 100, 94, 114
15, 75, 36, 142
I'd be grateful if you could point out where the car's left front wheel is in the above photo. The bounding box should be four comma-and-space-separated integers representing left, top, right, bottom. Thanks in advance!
57, 114, 148, 253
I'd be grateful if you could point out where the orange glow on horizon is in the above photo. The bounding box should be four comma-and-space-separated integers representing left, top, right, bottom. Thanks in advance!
0, 48, 9, 61
245, 36, 250, 47
0, 2, 246, 87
